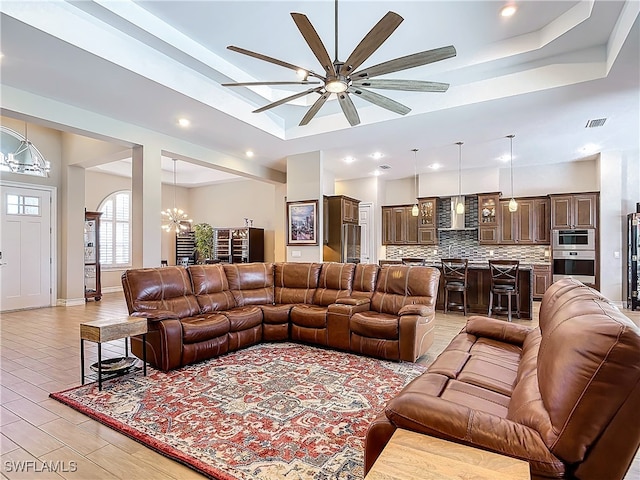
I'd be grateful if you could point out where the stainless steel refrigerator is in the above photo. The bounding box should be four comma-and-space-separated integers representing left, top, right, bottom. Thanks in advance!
324, 222, 361, 263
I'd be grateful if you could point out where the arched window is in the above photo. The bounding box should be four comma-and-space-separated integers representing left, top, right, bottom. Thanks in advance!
98, 191, 131, 269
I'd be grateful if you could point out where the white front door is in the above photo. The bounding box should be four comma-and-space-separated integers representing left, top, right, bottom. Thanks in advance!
359, 202, 374, 264
0, 184, 52, 311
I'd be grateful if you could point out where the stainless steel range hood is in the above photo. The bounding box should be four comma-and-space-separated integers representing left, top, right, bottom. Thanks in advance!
438, 196, 477, 231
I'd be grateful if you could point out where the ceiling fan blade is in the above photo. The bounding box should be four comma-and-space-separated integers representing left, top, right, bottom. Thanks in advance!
351, 45, 456, 79
291, 13, 336, 76
347, 86, 410, 115
253, 87, 323, 113
227, 45, 323, 80
352, 79, 449, 92
299, 92, 331, 126
337, 93, 361, 126
340, 11, 403, 76
222, 81, 321, 87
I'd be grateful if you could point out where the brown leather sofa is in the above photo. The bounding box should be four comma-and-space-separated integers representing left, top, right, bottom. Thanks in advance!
121, 262, 440, 371
365, 277, 640, 480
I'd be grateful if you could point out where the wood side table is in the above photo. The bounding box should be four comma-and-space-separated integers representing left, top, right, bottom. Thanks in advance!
80, 316, 148, 390
365, 429, 530, 480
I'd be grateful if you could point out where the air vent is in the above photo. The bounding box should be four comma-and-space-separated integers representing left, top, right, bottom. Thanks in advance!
378, 164, 391, 170
585, 118, 607, 128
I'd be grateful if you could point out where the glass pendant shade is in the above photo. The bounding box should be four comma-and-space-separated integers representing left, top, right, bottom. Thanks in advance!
411, 148, 419, 216
455, 142, 464, 214
507, 134, 518, 212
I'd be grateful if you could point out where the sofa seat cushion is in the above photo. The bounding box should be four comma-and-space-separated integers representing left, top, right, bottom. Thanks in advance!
261, 304, 293, 324
222, 306, 262, 332
457, 357, 517, 397
440, 379, 510, 417
290, 304, 328, 328
469, 338, 522, 365
181, 314, 230, 344
351, 311, 399, 340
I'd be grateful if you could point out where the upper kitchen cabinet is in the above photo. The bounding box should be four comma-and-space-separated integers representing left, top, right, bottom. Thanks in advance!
478, 193, 500, 244
499, 197, 549, 245
382, 205, 418, 245
327, 195, 360, 225
417, 197, 438, 245
550, 193, 598, 229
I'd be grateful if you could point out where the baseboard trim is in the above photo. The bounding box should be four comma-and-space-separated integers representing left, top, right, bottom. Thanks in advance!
57, 298, 85, 307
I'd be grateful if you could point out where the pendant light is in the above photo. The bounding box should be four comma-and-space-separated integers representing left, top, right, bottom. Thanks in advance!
162, 159, 193, 233
455, 142, 465, 214
411, 148, 419, 216
0, 124, 51, 177
507, 134, 518, 212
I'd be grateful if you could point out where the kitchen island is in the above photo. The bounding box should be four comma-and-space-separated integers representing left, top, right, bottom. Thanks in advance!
434, 262, 533, 320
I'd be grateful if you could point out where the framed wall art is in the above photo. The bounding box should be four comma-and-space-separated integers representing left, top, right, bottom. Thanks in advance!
286, 199, 318, 245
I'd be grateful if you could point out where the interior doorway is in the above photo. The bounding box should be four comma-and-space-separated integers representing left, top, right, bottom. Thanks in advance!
0, 182, 54, 311
359, 202, 374, 264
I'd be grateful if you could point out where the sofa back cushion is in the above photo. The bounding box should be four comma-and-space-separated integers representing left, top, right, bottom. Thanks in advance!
313, 262, 355, 305
371, 265, 440, 315
351, 263, 379, 301
274, 262, 322, 304
189, 264, 236, 313
223, 263, 274, 306
121, 266, 200, 318
535, 288, 640, 464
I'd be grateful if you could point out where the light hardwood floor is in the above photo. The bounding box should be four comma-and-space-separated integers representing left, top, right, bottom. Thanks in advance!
1, 293, 638, 479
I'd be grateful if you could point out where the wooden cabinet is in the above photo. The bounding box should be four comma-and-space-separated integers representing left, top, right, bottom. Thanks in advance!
498, 197, 549, 245
327, 195, 360, 224
382, 205, 418, 245
478, 193, 500, 244
550, 193, 598, 229
533, 264, 552, 299
417, 197, 438, 245
84, 211, 102, 301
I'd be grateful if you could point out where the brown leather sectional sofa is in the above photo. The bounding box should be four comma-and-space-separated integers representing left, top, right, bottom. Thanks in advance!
365, 277, 640, 480
121, 262, 440, 371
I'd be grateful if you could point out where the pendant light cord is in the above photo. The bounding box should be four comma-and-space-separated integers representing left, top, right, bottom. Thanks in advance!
172, 159, 177, 210
456, 142, 463, 196
508, 134, 515, 197
412, 148, 418, 198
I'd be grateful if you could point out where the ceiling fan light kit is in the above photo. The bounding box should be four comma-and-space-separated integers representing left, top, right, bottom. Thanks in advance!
224, 0, 456, 127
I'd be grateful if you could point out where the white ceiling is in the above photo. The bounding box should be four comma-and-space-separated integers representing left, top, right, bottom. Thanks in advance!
0, 1, 638, 186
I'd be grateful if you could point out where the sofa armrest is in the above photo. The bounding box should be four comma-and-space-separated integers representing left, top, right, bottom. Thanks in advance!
464, 315, 533, 345
335, 297, 370, 307
385, 392, 564, 476
131, 310, 179, 322
398, 304, 430, 316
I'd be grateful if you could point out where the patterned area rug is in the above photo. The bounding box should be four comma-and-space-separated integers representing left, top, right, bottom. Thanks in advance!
51, 343, 426, 480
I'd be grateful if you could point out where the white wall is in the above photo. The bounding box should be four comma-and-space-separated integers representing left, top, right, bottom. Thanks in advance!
504, 159, 598, 197
189, 179, 277, 262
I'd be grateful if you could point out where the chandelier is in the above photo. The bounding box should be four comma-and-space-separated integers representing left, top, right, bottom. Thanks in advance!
162, 159, 192, 233
0, 124, 51, 177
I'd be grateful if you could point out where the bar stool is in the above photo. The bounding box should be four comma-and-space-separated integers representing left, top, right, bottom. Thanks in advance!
442, 258, 469, 315
488, 260, 520, 321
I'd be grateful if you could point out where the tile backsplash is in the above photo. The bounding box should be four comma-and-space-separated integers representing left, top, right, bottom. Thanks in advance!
386, 230, 550, 264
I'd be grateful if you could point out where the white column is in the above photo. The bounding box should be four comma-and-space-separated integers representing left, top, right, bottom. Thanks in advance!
597, 151, 624, 302
60, 164, 86, 304
132, 144, 162, 268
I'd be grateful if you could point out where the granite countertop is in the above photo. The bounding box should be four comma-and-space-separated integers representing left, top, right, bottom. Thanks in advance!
382, 259, 552, 269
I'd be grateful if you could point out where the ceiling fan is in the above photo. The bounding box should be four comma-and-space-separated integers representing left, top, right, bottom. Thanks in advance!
222, 0, 456, 127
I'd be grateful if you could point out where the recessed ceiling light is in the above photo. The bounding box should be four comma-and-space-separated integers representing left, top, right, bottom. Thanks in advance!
500, 4, 517, 17
371, 170, 382, 176
370, 152, 384, 160
177, 118, 190, 127
428, 163, 441, 170
343, 156, 356, 164
246, 150, 254, 158
498, 154, 510, 163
